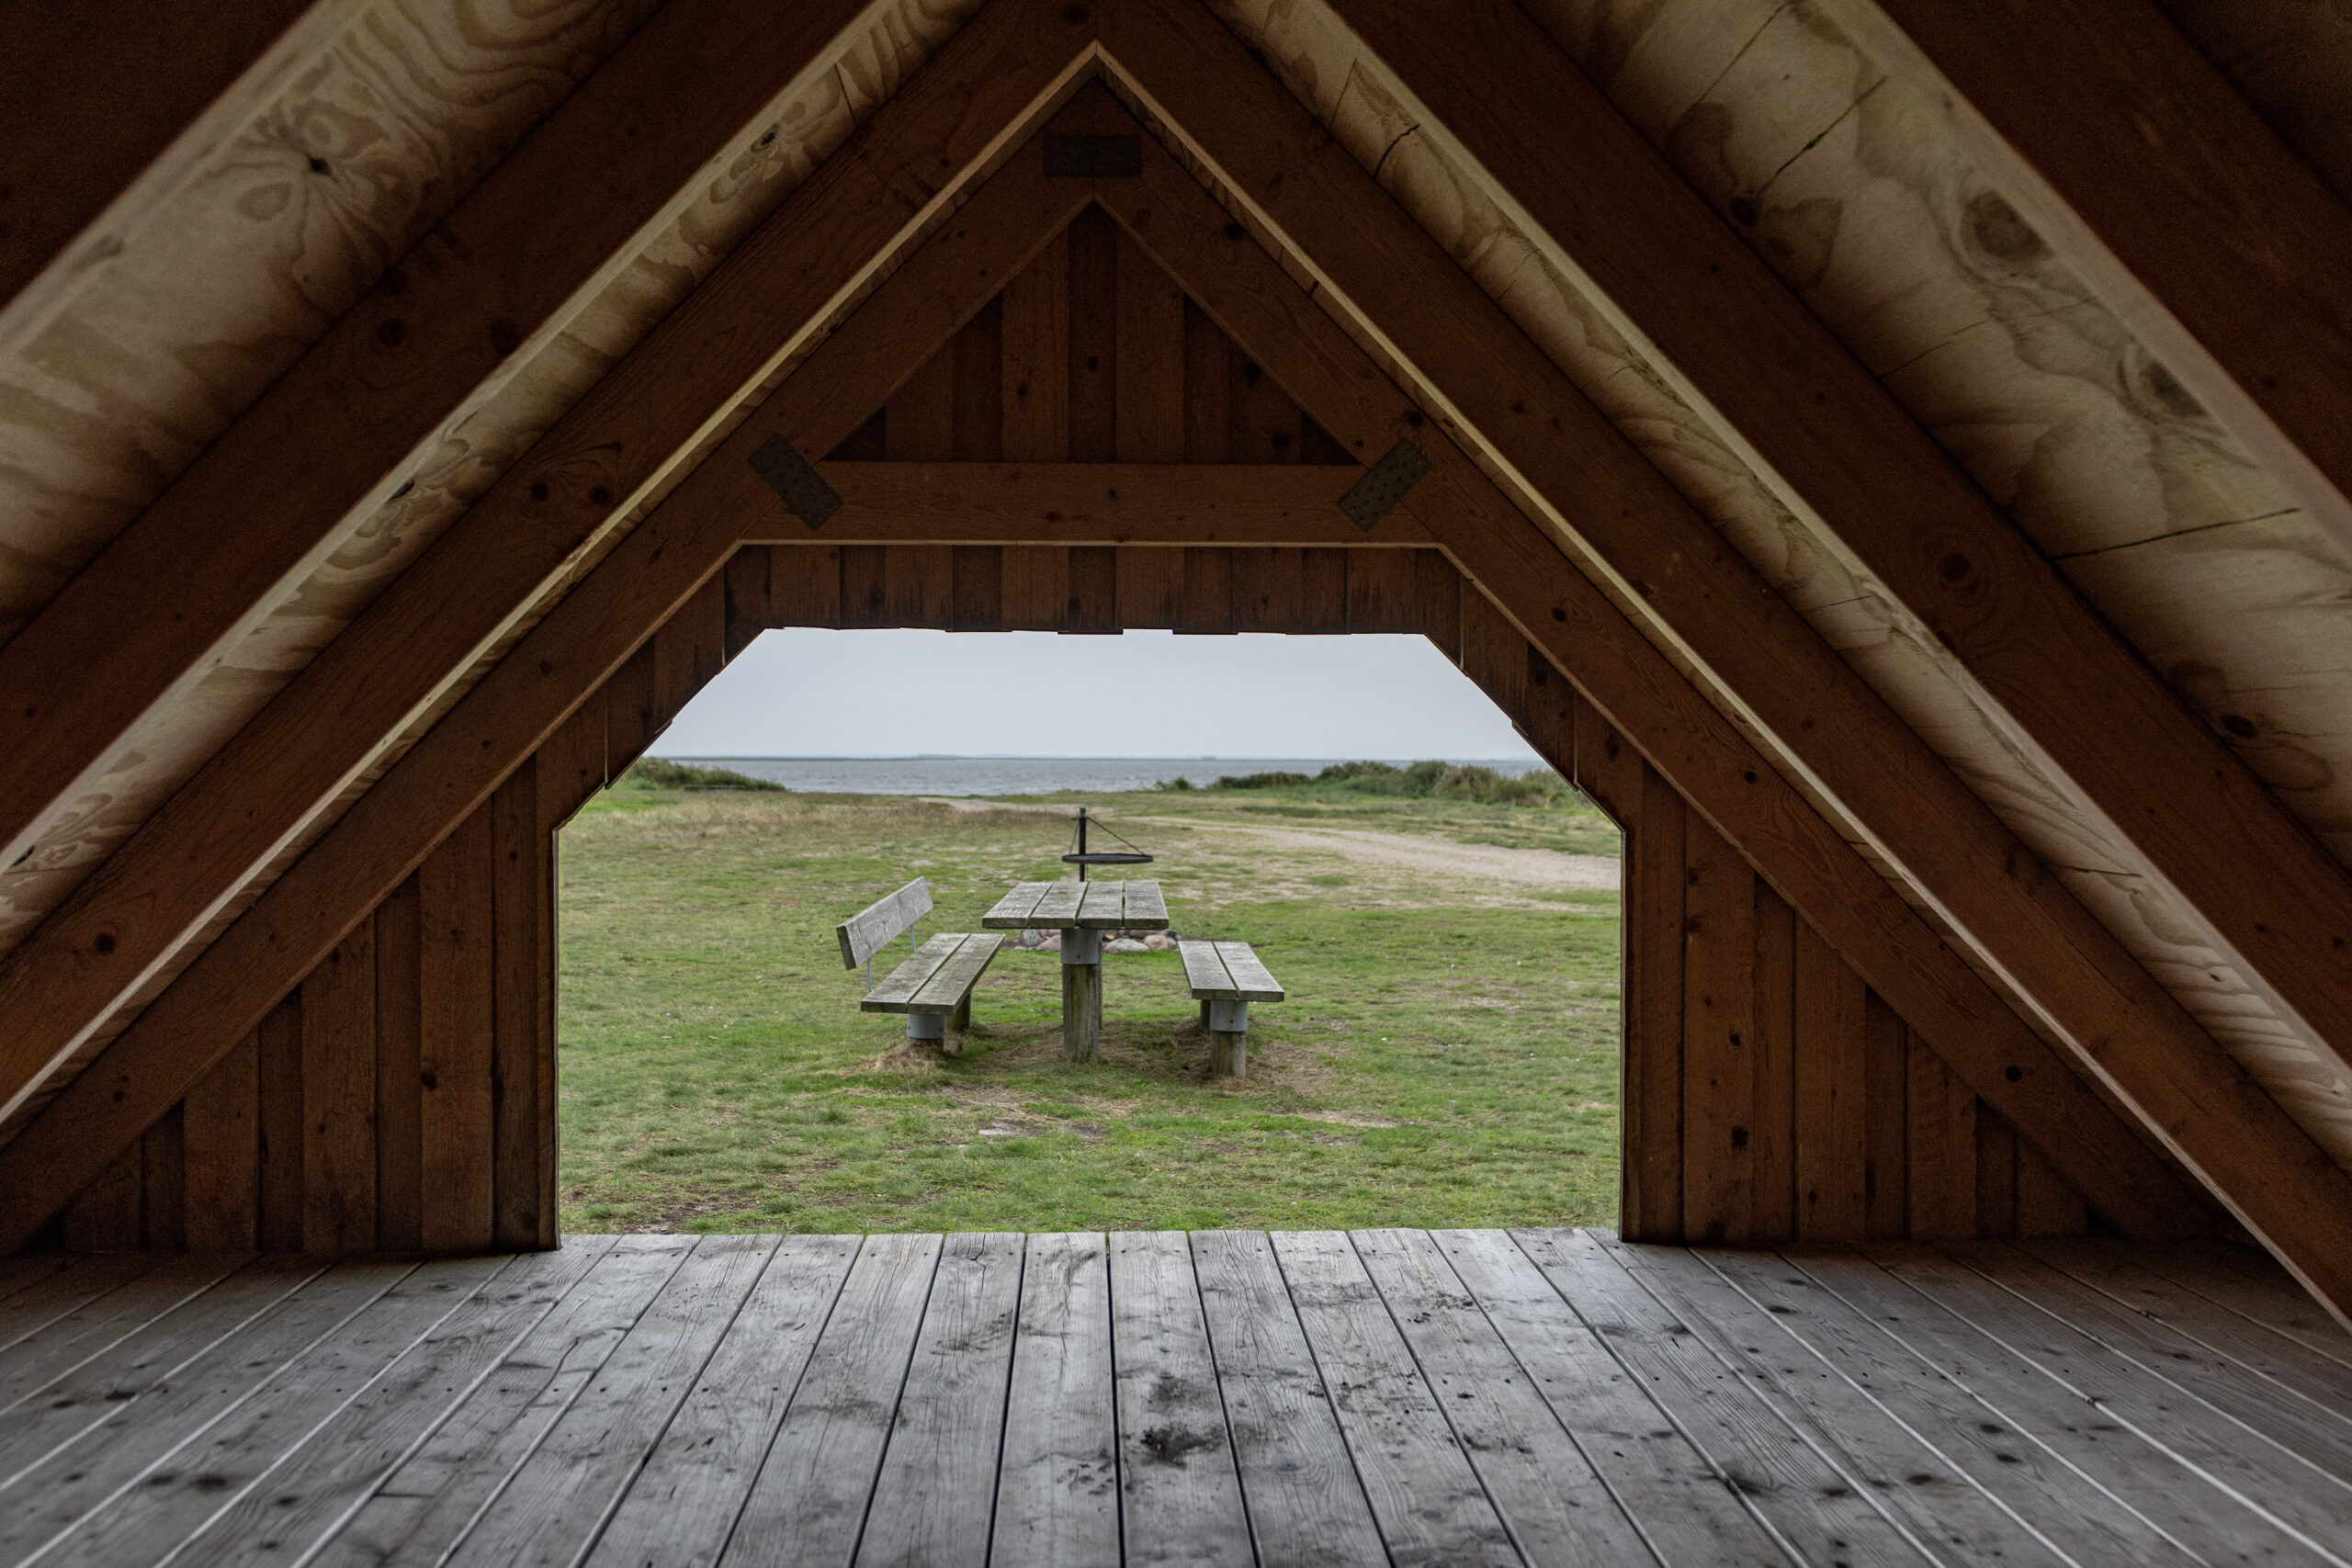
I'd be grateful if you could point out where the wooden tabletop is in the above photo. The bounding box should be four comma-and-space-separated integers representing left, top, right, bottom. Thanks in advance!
982, 880, 1169, 931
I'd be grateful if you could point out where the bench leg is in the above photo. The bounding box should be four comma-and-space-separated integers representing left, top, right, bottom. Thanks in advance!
1207, 999, 1250, 1078
1061, 927, 1103, 1062
907, 1012, 944, 1043
950, 994, 971, 1033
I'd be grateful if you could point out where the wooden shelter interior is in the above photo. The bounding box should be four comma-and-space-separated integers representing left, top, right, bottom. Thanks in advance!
3, 0, 2352, 1562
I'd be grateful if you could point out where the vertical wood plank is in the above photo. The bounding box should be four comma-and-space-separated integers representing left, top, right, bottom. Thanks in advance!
1182, 298, 1230, 463
140, 1105, 185, 1252
492, 761, 547, 1250
376, 873, 424, 1252
952, 298, 1003, 462
1003, 226, 1069, 461
1862, 990, 1908, 1241
2016, 1137, 2091, 1237
1681, 814, 1756, 1246
1068, 205, 1118, 463
301, 919, 377, 1253
1068, 545, 1116, 633
182, 1029, 259, 1251
1228, 351, 1303, 462
1417, 552, 1461, 660
64, 1142, 142, 1253
1751, 881, 1797, 1240
841, 545, 889, 629
1231, 547, 1305, 631
535, 804, 560, 1250
1177, 547, 1233, 634
257, 991, 304, 1252
604, 641, 662, 779
1342, 549, 1417, 632
535, 696, 606, 838
770, 545, 842, 629
420, 804, 496, 1253
1455, 588, 1524, 724
1792, 919, 1868, 1243
722, 547, 774, 660
1975, 1104, 2018, 1241
1114, 227, 1185, 463
886, 545, 954, 630
1569, 694, 1644, 831
652, 574, 726, 730
1906, 1032, 1978, 1239
1114, 547, 1185, 628
885, 345, 957, 462
1002, 546, 1070, 630
951, 546, 1004, 631
1623, 761, 1685, 1240
1300, 548, 1346, 629
1517, 649, 1575, 773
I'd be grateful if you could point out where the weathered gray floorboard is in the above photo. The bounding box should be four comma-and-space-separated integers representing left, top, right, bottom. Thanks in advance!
181, 1240, 617, 1568
0, 1258, 418, 1566
1353, 1227, 1652, 1567
1110, 1231, 1253, 1568
719, 1233, 943, 1568
1191, 1229, 1388, 1564
0, 1252, 163, 1356
0, 1257, 322, 1491
991, 1233, 1119, 1568
1792, 1247, 2326, 1568
1876, 1243, 2352, 1562
1270, 1229, 1519, 1567
586, 1234, 860, 1568
311, 1235, 691, 1568
1512, 1230, 1923, 1567
2132, 1242, 2352, 1370
0, 1253, 65, 1304
1632, 1242, 2068, 1568
0, 1252, 244, 1417
447, 1234, 780, 1567
1438, 1230, 1783, 1568
46, 1254, 510, 1568
855, 1231, 1024, 1568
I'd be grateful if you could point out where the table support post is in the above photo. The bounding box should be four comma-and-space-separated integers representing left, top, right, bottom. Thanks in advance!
1208, 998, 1249, 1078
1060, 927, 1103, 1062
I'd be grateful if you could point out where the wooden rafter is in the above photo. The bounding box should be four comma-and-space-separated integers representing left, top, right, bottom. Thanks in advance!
0, 0, 1099, 1134
1091, 0, 2352, 1318
0, 100, 1098, 1254
0, 0, 883, 869
1325, 0, 2352, 1119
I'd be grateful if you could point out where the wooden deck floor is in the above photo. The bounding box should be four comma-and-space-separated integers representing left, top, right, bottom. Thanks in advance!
0, 1231, 2346, 1566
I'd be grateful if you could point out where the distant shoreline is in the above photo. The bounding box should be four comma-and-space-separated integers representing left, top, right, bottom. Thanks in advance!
650, 755, 1551, 797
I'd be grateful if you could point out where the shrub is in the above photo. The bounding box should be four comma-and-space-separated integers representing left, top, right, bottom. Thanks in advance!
620, 758, 786, 791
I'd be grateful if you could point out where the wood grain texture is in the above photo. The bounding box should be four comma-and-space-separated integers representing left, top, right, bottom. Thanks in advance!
419, 806, 495, 1254
491, 761, 548, 1249
1793, 918, 1868, 1245
1626, 764, 1685, 1241
300, 921, 377, 1255
375, 874, 424, 1253
257, 995, 304, 1255
1680, 816, 1756, 1246
1109, 1232, 1252, 1567
182, 1030, 260, 1253
992, 1233, 1119, 1568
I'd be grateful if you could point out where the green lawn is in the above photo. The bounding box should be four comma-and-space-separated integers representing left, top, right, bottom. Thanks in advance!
555, 783, 1624, 1234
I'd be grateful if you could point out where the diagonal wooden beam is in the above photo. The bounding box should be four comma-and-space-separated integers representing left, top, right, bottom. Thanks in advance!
0, 0, 337, 328
1825, 0, 2352, 557
1096, 0, 2352, 1321
1323, 0, 2352, 1110
0, 0, 1099, 1131
0, 0, 882, 870
1076, 86, 2209, 1244
0, 110, 1097, 1254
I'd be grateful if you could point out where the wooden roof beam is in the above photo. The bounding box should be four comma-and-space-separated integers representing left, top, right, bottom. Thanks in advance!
1322, 0, 2352, 1111
0, 0, 884, 871
1094, 0, 2352, 1321
0, 107, 1097, 1255
0, 0, 1100, 1132
801, 464, 1431, 545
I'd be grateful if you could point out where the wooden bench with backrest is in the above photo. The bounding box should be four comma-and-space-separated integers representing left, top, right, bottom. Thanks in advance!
1178, 940, 1283, 1077
836, 878, 1001, 1043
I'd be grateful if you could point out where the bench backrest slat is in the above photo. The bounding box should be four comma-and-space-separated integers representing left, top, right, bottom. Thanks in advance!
837, 878, 933, 969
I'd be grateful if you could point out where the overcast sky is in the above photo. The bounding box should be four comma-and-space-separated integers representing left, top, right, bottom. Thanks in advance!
652, 627, 1541, 759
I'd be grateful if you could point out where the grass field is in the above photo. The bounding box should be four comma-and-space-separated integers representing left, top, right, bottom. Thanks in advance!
555, 779, 1625, 1234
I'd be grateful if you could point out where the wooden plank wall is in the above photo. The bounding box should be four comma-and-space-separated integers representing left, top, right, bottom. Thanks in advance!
42, 546, 2106, 1251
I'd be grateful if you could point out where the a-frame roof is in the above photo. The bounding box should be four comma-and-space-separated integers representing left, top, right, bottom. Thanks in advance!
3, 0, 2352, 1319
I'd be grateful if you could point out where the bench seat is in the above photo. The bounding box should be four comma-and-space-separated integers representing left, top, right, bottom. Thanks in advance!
1179, 940, 1283, 1077
861, 931, 1001, 1038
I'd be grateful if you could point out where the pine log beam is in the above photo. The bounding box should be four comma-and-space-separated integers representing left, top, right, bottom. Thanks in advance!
0, 0, 880, 869
0, 0, 334, 331
0, 107, 1094, 1256
1825, 0, 2352, 562
801, 464, 1423, 545
0, 0, 1097, 1133
1323, 0, 2352, 1103
1098, 0, 2352, 1318
1080, 87, 2212, 1247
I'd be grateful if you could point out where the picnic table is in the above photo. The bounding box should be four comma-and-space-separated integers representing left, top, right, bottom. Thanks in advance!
983, 879, 1168, 1061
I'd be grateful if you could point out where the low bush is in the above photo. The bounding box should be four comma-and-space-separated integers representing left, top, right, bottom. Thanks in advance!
1205, 759, 1574, 807
621, 758, 786, 791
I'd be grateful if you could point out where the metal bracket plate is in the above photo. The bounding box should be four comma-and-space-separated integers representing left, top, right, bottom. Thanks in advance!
1044, 134, 1143, 178
750, 434, 841, 531
1338, 439, 1432, 530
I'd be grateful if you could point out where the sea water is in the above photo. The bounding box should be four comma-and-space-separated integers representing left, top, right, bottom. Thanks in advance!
658, 756, 1548, 796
